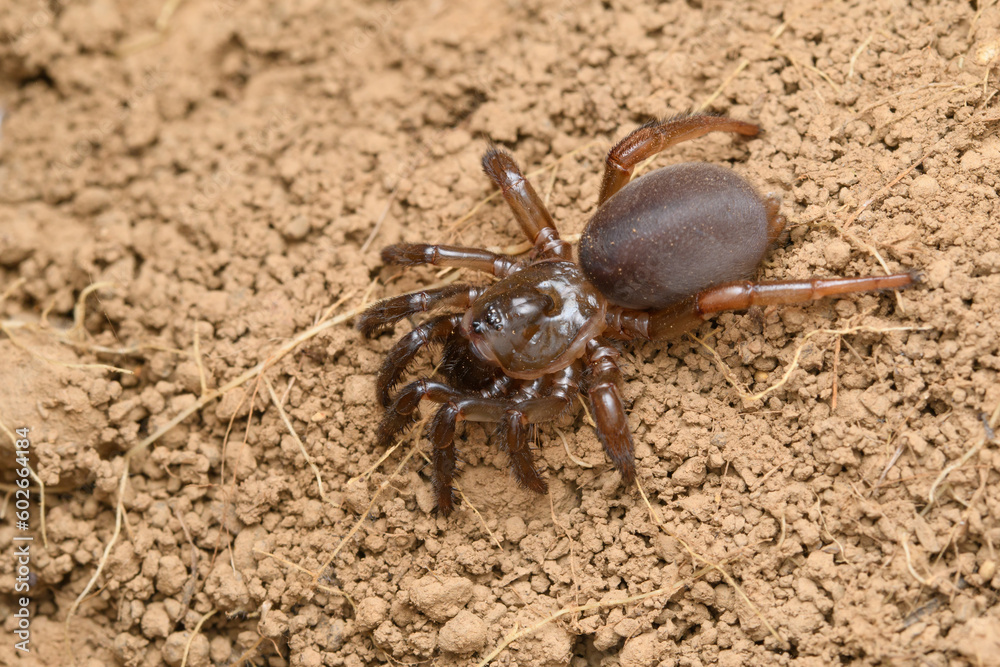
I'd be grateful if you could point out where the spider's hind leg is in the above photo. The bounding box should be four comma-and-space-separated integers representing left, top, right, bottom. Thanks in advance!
598, 113, 760, 205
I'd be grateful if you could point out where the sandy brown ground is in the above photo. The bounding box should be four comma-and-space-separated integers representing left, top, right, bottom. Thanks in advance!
1, 0, 1000, 665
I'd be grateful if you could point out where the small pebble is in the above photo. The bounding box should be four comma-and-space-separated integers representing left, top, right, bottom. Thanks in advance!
823, 239, 851, 271
355, 598, 390, 632
980, 560, 996, 583
438, 610, 488, 654
910, 174, 939, 198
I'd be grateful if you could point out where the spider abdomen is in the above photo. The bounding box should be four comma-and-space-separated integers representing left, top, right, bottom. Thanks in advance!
579, 162, 770, 310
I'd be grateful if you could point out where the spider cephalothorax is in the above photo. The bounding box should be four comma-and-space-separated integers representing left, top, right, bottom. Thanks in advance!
357, 113, 917, 515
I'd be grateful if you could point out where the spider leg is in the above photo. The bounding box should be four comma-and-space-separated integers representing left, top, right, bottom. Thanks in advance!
381, 243, 519, 277
598, 113, 760, 205
495, 413, 544, 493
388, 365, 583, 515
763, 194, 787, 246
386, 381, 513, 516
373, 314, 462, 407
427, 403, 460, 515
606, 272, 920, 341
376, 379, 465, 448
493, 363, 583, 493
482, 147, 572, 261
357, 284, 482, 338
584, 339, 636, 484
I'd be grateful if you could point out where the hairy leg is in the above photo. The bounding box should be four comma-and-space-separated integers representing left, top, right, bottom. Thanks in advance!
357, 284, 483, 338
380, 243, 519, 277
372, 315, 462, 407
491, 363, 582, 494
584, 339, 635, 484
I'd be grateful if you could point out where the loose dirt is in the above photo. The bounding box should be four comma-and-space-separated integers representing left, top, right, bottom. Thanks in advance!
1, 1, 999, 666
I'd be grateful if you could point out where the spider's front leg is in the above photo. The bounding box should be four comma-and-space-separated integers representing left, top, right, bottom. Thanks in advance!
368, 314, 463, 407
385, 365, 583, 515
427, 368, 581, 514
380, 243, 519, 277
357, 285, 483, 338
378, 379, 515, 515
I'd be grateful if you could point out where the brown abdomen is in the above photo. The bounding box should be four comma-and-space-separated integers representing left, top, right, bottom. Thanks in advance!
579, 162, 769, 310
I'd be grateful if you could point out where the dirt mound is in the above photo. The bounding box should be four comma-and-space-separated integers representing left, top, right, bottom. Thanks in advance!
1, 1, 999, 665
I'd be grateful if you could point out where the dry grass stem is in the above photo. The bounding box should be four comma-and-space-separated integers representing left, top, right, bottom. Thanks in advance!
349, 440, 403, 487
124, 300, 364, 463
180, 609, 217, 667
554, 427, 594, 469
634, 479, 785, 646
927, 398, 1000, 504
456, 485, 505, 552
1, 276, 26, 303
65, 465, 129, 641
193, 326, 208, 396
848, 33, 877, 80
264, 375, 328, 504
117, 0, 186, 55
311, 439, 419, 588
900, 536, 929, 586
693, 325, 926, 404
696, 59, 751, 112
65, 296, 361, 641
831, 334, 841, 410
69, 281, 116, 339
475, 570, 707, 667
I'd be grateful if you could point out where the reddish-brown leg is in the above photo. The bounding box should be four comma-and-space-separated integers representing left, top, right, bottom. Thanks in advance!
494, 364, 582, 494
482, 147, 572, 261
427, 403, 460, 515
381, 243, 519, 277
606, 272, 920, 341
357, 284, 484, 338
763, 194, 787, 246
384, 366, 581, 515
584, 339, 636, 484
372, 314, 463, 406
598, 113, 760, 205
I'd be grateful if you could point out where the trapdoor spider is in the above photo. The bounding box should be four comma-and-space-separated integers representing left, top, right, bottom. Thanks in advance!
357, 113, 917, 515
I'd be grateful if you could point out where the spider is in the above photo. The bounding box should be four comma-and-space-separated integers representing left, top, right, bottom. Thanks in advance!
357, 113, 918, 516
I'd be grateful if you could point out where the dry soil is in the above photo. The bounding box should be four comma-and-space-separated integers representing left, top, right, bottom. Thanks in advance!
1, 1, 1000, 666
